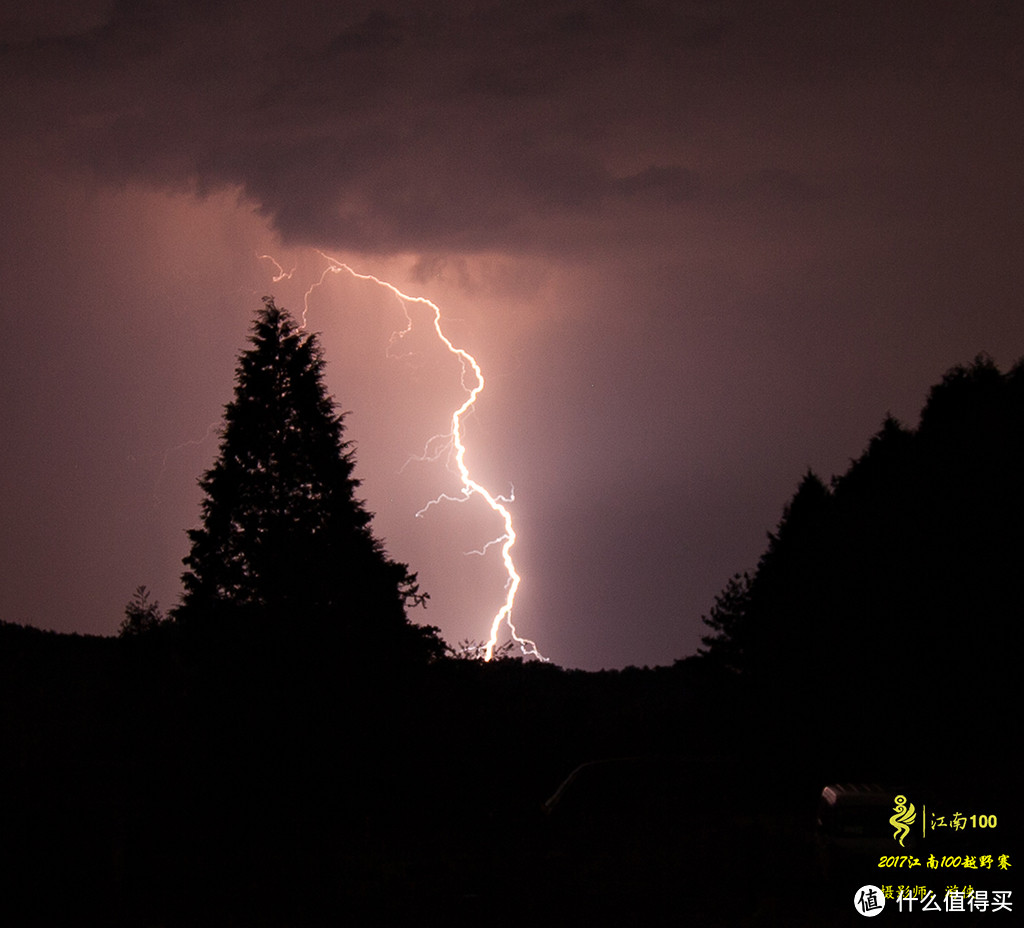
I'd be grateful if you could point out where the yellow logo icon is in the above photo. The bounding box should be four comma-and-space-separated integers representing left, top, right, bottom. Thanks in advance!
890, 794, 916, 847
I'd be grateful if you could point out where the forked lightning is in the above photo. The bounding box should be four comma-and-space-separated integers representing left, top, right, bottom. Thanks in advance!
263, 252, 546, 662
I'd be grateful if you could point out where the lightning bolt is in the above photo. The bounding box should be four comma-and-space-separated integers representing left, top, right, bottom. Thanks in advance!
151, 420, 220, 505
262, 252, 546, 662
257, 253, 295, 283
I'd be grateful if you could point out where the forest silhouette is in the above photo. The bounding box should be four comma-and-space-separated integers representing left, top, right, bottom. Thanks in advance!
1, 305, 1018, 925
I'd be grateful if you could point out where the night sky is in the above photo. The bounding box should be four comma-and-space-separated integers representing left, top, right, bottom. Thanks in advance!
2, 0, 1022, 670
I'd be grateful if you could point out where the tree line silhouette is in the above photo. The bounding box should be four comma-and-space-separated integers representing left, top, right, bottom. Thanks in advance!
693, 354, 1021, 779
1, 303, 1018, 925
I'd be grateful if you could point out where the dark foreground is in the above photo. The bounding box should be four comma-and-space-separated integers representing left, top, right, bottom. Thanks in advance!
1, 622, 1015, 927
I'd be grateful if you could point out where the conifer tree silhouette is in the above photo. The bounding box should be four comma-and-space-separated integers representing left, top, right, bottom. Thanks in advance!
177, 298, 433, 656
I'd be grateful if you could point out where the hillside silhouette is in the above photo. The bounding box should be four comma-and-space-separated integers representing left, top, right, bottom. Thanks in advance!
2, 341, 1018, 925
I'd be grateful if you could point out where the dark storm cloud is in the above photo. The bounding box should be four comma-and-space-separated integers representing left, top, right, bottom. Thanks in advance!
612, 165, 699, 203
1, 0, 740, 253
4, 0, 1021, 259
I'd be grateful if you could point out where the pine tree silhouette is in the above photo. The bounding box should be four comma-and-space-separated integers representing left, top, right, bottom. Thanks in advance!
176, 298, 435, 658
